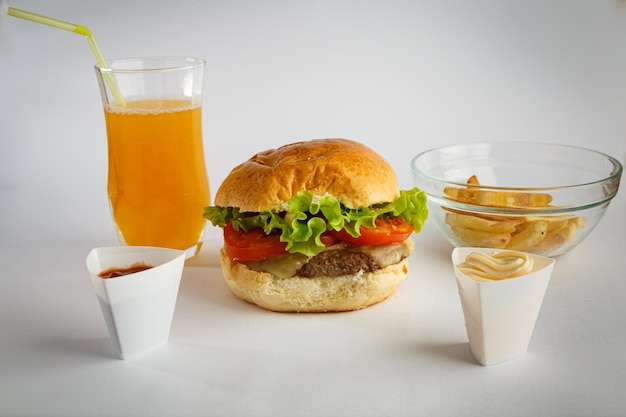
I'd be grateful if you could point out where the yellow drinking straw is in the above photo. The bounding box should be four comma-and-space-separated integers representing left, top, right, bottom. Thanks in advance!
7, 7, 126, 107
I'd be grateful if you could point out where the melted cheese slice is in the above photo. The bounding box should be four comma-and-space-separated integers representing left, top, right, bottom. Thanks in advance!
243, 238, 414, 279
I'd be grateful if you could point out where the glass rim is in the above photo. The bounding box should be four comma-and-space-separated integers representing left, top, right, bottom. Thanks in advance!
410, 141, 623, 191
95, 56, 205, 73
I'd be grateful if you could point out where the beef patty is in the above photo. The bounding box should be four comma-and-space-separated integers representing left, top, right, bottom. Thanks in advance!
296, 249, 379, 278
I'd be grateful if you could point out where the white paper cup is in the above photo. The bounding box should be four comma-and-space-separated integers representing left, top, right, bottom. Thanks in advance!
86, 246, 185, 359
451, 247, 555, 366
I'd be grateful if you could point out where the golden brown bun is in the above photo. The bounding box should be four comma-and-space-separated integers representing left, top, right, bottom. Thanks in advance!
214, 138, 399, 212
219, 249, 410, 313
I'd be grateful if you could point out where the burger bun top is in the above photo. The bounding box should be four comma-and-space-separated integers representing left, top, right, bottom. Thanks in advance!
214, 138, 400, 212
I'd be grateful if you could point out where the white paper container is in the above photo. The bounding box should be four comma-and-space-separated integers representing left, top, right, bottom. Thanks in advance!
86, 246, 185, 359
451, 247, 555, 366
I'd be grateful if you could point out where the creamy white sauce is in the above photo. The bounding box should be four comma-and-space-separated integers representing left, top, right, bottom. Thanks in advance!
457, 250, 534, 282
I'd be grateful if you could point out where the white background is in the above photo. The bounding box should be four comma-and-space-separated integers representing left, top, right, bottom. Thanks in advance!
2, 0, 625, 244
1, 1, 626, 417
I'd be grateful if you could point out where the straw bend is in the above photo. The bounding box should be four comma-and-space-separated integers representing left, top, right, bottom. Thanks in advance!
7, 7, 126, 106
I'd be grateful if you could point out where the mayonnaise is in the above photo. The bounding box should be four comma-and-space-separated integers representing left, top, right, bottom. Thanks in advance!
456, 251, 534, 281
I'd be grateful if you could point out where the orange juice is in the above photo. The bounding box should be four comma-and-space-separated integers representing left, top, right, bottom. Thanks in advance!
104, 99, 210, 252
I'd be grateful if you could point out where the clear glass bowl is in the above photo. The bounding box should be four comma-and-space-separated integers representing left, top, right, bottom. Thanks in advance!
411, 142, 622, 257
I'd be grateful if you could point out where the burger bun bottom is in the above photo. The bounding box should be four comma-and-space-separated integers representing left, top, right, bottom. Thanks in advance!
219, 249, 410, 313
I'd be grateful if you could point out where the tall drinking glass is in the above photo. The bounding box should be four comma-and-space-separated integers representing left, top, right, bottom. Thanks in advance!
95, 57, 210, 258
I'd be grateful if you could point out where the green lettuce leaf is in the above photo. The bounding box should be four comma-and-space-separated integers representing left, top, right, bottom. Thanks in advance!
203, 187, 428, 257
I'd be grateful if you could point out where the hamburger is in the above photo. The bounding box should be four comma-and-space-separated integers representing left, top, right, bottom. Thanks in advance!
203, 138, 428, 312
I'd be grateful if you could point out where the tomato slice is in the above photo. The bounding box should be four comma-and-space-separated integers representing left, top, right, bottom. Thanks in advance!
223, 222, 287, 261
223, 222, 341, 261
329, 217, 414, 246
223, 217, 412, 261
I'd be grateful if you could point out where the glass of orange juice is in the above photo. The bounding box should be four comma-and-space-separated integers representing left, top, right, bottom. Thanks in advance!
94, 57, 210, 258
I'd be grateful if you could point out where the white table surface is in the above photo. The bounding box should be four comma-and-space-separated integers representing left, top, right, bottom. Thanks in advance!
2, 1, 626, 416
1, 192, 625, 417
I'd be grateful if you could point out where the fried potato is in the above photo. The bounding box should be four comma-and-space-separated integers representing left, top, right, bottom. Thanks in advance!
529, 232, 566, 253
544, 217, 570, 233
474, 190, 553, 208
506, 220, 548, 251
444, 175, 584, 254
569, 216, 585, 228
443, 187, 475, 204
446, 212, 521, 234
467, 175, 480, 184
448, 224, 511, 248
444, 175, 553, 208
549, 218, 578, 240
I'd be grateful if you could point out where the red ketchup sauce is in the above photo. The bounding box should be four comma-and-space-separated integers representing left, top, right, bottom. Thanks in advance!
98, 262, 153, 279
